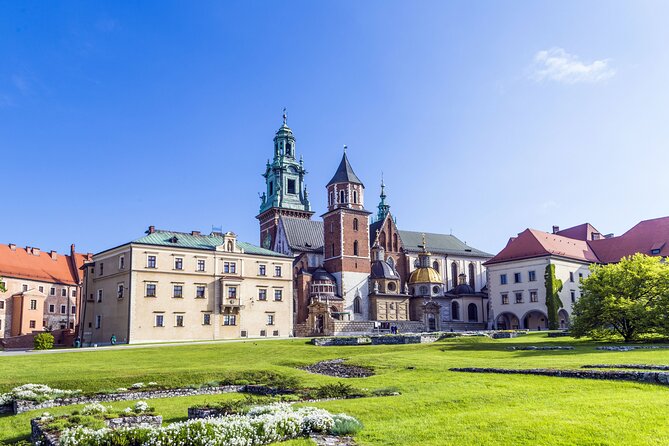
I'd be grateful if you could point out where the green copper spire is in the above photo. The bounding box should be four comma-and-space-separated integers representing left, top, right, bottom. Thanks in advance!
376, 173, 391, 222
258, 110, 311, 214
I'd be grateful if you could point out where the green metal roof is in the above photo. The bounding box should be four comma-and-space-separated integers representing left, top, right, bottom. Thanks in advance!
398, 230, 493, 258
132, 230, 291, 258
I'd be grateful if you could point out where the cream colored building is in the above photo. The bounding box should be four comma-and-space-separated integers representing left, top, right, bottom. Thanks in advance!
80, 227, 293, 345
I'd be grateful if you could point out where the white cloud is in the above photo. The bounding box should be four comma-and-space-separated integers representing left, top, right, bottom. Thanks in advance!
529, 48, 615, 84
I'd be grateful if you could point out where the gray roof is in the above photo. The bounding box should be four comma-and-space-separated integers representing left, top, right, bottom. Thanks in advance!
398, 230, 492, 258
281, 217, 324, 253
327, 153, 364, 186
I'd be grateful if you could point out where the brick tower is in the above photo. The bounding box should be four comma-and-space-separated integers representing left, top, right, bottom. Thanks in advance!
323, 149, 372, 320
256, 110, 313, 249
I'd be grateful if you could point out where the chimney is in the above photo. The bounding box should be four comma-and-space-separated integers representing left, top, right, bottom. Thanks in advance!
191, 231, 201, 236
25, 246, 32, 254
148, 225, 156, 234
70, 244, 76, 256
9, 243, 16, 251
50, 250, 58, 260
591, 232, 601, 241
32, 247, 40, 256
552, 226, 560, 234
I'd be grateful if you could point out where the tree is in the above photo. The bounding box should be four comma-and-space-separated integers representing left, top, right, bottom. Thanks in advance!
0, 278, 5, 293
571, 254, 669, 342
34, 332, 55, 350
544, 264, 563, 330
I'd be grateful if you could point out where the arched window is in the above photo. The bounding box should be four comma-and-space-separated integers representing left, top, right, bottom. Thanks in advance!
353, 218, 359, 231
286, 142, 292, 156
353, 296, 361, 314
353, 190, 358, 203
468, 263, 476, 289
451, 262, 458, 287
451, 301, 460, 320
393, 233, 398, 251
379, 232, 387, 250
468, 303, 478, 322
353, 240, 359, 256
433, 261, 440, 272
420, 285, 428, 295
331, 243, 335, 257
269, 181, 274, 196
329, 191, 334, 206
387, 257, 395, 269
339, 190, 345, 203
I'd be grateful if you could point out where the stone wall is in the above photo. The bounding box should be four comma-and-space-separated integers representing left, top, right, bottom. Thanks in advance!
311, 332, 445, 346
0, 328, 75, 350
31, 415, 162, 446
450, 367, 669, 385
15, 385, 243, 414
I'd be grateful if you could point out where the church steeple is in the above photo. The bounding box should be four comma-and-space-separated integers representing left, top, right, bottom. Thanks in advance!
256, 111, 314, 249
376, 174, 391, 222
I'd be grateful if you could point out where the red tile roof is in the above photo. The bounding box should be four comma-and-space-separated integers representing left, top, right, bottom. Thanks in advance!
485, 216, 669, 266
0, 244, 89, 285
556, 223, 602, 241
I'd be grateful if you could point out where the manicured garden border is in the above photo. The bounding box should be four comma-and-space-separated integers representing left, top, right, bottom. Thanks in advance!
450, 367, 669, 385
31, 415, 163, 446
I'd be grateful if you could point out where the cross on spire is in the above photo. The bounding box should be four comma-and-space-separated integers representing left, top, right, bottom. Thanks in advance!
282, 107, 287, 125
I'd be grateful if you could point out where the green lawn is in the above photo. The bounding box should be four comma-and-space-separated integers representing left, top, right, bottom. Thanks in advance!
2, 333, 669, 445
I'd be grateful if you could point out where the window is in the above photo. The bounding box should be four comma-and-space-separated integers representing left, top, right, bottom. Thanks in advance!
49, 304, 55, 313
528, 270, 536, 282
175, 315, 184, 327
146, 283, 156, 297
468, 303, 478, 322
0, 300, 4, 309
99, 263, 104, 276
651, 248, 661, 255
72, 289, 77, 297
60, 304, 66, 314
339, 190, 345, 203
50, 287, 55, 296
119, 255, 125, 269
223, 314, 236, 325
500, 274, 507, 285
468, 263, 476, 288
60, 288, 66, 297
0, 281, 5, 291
274, 266, 282, 277
451, 262, 458, 287
501, 294, 509, 305
259, 265, 266, 276
97, 289, 103, 302
38, 286, 44, 293
147, 255, 157, 268
420, 285, 428, 295
71, 305, 76, 315
155, 315, 164, 327
117, 284, 124, 299
514, 273, 521, 283
174, 258, 183, 270
273, 330, 280, 337
274, 289, 282, 301
173, 285, 183, 298
197, 260, 206, 272
95, 315, 101, 329
196, 285, 206, 298
353, 218, 359, 231
530, 290, 538, 302
29, 320, 36, 329
569, 272, 574, 282
224, 262, 236, 274
22, 284, 28, 292
30, 299, 37, 310
353, 240, 359, 256
432, 285, 440, 294
433, 261, 440, 272
515, 292, 523, 304
451, 301, 460, 320
287, 179, 296, 194
269, 181, 274, 196
203, 313, 211, 325
578, 273, 583, 280
258, 289, 267, 301
228, 287, 237, 299
267, 314, 275, 325
571, 290, 576, 303
260, 329, 267, 337
331, 244, 335, 257
353, 296, 361, 314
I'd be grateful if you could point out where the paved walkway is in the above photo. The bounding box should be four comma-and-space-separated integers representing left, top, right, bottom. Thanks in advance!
0, 336, 295, 356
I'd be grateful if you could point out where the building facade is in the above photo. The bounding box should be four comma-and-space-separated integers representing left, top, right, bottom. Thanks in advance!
80, 228, 293, 345
0, 243, 89, 339
486, 218, 669, 330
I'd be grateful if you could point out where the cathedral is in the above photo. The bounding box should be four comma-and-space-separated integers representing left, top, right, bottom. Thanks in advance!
257, 115, 493, 335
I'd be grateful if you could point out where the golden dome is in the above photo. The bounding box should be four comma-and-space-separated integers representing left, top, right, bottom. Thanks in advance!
408, 267, 442, 284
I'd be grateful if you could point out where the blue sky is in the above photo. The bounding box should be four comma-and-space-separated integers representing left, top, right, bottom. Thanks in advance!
1, 1, 667, 255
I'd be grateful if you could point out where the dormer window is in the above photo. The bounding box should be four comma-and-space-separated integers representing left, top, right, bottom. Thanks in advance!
651, 249, 661, 255
169, 236, 178, 243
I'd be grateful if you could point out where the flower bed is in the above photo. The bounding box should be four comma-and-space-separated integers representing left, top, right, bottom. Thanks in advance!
58, 403, 362, 446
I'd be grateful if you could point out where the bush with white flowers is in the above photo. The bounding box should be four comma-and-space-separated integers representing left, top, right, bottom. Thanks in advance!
130, 382, 145, 389
0, 384, 81, 405
59, 403, 360, 446
80, 403, 109, 415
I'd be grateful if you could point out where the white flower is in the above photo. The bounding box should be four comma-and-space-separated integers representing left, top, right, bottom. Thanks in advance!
81, 403, 108, 415
147, 382, 158, 386
134, 401, 150, 413
130, 382, 145, 389
116, 387, 128, 392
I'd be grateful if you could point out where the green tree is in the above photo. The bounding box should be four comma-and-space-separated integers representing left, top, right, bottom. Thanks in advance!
571, 254, 669, 342
544, 264, 563, 330
33, 332, 55, 350
0, 278, 5, 293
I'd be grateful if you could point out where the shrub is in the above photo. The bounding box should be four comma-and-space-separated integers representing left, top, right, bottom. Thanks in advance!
330, 413, 363, 436
0, 384, 81, 404
33, 332, 55, 350
315, 382, 357, 399
80, 403, 108, 415
371, 386, 401, 397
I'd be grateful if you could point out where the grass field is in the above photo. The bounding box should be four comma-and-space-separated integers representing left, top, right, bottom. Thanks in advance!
2, 333, 669, 445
